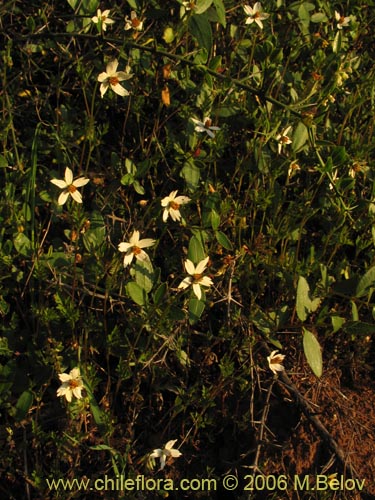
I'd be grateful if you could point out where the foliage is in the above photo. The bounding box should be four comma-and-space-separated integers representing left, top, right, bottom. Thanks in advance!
1, 0, 375, 498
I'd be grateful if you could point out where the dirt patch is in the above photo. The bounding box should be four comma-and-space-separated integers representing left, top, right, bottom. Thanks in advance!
262, 366, 375, 499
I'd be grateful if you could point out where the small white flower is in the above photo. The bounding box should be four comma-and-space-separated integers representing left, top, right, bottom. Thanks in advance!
161, 190, 191, 222
243, 3, 270, 29
118, 230, 155, 268
124, 11, 143, 31
150, 439, 182, 470
57, 367, 84, 402
91, 9, 115, 31
334, 11, 351, 29
267, 351, 285, 375
276, 126, 292, 155
97, 59, 133, 98
182, 1, 196, 10
329, 169, 339, 190
50, 167, 89, 205
178, 257, 213, 300
191, 117, 220, 138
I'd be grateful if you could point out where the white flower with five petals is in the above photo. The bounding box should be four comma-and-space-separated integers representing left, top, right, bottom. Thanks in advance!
178, 257, 213, 300
150, 440, 182, 470
267, 351, 285, 375
91, 9, 115, 31
124, 11, 143, 31
57, 367, 84, 402
161, 190, 191, 222
191, 117, 220, 138
243, 3, 270, 29
334, 11, 351, 29
118, 230, 155, 268
276, 126, 292, 155
50, 167, 89, 205
97, 59, 133, 98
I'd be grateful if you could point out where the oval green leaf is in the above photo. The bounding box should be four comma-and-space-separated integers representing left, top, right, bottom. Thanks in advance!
303, 328, 323, 377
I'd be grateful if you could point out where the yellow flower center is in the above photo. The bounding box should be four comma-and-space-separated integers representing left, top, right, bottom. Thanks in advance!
204, 119, 212, 128
132, 17, 141, 28
68, 184, 77, 193
109, 76, 119, 86
170, 201, 180, 210
254, 12, 261, 19
132, 246, 142, 255
281, 136, 290, 143
69, 379, 80, 389
193, 273, 203, 282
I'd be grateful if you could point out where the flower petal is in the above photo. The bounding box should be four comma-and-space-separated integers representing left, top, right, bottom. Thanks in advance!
106, 59, 119, 76
192, 283, 202, 299
70, 190, 83, 203
73, 177, 90, 188
50, 179, 68, 188
138, 238, 155, 249
58, 191, 69, 205
195, 256, 209, 274
178, 276, 192, 290
184, 259, 196, 276
111, 84, 129, 97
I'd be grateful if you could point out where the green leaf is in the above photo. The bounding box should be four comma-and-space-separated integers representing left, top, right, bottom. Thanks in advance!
189, 14, 213, 55
134, 259, 154, 293
212, 0, 226, 27
15, 390, 33, 421
153, 283, 167, 306
126, 281, 146, 306
188, 235, 206, 263
356, 266, 375, 298
292, 122, 309, 153
181, 160, 200, 192
195, 0, 213, 15
332, 30, 342, 54
303, 328, 323, 377
310, 12, 328, 23
14, 232, 32, 256
296, 276, 320, 322
215, 231, 233, 250
210, 209, 220, 230
188, 298, 205, 324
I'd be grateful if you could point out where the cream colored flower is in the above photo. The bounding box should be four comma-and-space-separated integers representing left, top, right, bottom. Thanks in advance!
118, 230, 155, 267
161, 190, 191, 222
124, 11, 143, 31
243, 3, 270, 29
334, 11, 350, 29
57, 367, 84, 402
97, 59, 133, 98
191, 117, 220, 138
182, 1, 196, 10
276, 126, 292, 155
150, 440, 182, 470
91, 9, 115, 31
50, 167, 89, 205
267, 350, 285, 375
178, 257, 213, 300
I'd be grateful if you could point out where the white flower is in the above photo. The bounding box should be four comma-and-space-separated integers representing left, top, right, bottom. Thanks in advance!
334, 11, 350, 29
150, 439, 182, 470
57, 367, 84, 402
191, 117, 220, 138
50, 167, 89, 205
91, 9, 115, 31
118, 230, 155, 267
276, 126, 292, 155
178, 257, 213, 300
182, 1, 196, 10
124, 11, 143, 31
161, 190, 191, 222
243, 3, 270, 29
97, 59, 133, 98
267, 351, 285, 375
